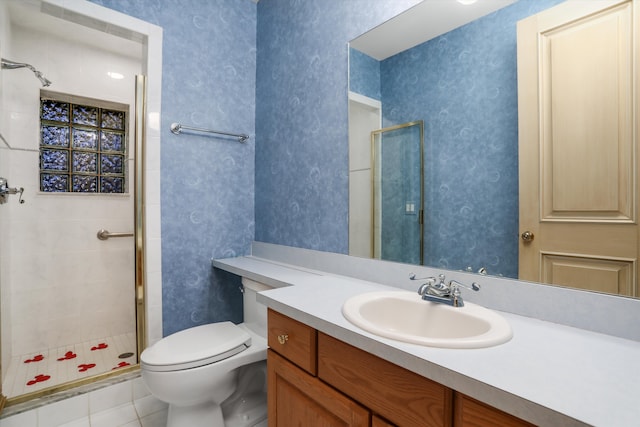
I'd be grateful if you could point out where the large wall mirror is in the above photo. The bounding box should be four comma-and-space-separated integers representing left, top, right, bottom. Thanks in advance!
348, 0, 639, 299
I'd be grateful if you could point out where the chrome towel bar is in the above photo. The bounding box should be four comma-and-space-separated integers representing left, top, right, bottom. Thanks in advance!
170, 122, 249, 143
97, 229, 134, 240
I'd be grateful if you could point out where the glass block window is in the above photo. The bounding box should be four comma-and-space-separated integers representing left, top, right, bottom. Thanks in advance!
40, 95, 128, 193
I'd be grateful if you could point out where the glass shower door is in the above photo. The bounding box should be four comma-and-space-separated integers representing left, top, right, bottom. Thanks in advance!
371, 121, 424, 265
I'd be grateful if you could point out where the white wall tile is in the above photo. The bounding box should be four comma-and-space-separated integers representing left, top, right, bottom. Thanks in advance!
132, 377, 150, 400
89, 381, 133, 414
133, 395, 167, 419
139, 409, 167, 427
90, 403, 138, 427
37, 394, 89, 427
58, 417, 90, 427
0, 409, 38, 427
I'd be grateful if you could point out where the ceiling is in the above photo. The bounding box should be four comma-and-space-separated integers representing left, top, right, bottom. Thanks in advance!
350, 0, 517, 60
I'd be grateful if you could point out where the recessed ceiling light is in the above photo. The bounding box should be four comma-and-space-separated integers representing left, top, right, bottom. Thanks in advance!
457, 0, 478, 5
107, 71, 124, 80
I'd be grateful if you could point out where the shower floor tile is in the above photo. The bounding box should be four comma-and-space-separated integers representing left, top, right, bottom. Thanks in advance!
3, 332, 137, 399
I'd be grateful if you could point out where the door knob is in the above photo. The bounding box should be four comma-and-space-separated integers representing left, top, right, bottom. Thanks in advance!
521, 231, 534, 242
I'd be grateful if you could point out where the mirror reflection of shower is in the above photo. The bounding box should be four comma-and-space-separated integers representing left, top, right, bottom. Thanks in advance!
1, 58, 52, 87
371, 120, 424, 265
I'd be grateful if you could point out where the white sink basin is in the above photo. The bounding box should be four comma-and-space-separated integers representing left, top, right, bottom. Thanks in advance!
342, 291, 512, 349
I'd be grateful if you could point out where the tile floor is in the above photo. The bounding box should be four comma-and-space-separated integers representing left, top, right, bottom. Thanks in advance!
3, 333, 137, 399
0, 376, 168, 427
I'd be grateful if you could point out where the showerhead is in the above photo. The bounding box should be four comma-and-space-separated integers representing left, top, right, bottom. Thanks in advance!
1, 58, 52, 87
34, 70, 52, 87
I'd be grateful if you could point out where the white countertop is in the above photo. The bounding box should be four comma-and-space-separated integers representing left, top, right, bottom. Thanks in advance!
214, 255, 640, 427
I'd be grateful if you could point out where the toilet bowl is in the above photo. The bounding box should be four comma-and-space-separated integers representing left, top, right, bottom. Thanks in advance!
141, 278, 271, 427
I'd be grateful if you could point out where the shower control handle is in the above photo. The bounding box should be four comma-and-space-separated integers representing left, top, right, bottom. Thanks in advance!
97, 229, 134, 240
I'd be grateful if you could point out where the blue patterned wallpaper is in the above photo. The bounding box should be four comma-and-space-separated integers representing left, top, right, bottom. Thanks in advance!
349, 48, 381, 101
254, 0, 421, 254
89, 0, 257, 335
380, 0, 564, 277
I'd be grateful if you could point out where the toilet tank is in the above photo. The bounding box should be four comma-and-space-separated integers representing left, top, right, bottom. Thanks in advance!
241, 278, 273, 338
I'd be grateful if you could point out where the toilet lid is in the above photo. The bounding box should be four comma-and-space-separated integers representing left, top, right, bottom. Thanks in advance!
141, 322, 251, 372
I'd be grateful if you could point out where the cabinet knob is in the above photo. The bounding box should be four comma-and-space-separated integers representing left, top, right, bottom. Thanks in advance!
277, 334, 289, 345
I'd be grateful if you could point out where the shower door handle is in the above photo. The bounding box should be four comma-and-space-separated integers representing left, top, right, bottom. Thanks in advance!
97, 229, 134, 240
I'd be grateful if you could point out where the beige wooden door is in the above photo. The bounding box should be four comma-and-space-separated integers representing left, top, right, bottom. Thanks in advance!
517, 0, 638, 296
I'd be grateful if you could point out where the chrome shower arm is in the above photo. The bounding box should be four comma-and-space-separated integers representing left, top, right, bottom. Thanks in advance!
1, 58, 52, 87
1, 58, 36, 72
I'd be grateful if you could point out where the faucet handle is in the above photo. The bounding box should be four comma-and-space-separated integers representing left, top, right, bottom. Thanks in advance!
409, 273, 434, 281
449, 279, 480, 292
413, 274, 437, 297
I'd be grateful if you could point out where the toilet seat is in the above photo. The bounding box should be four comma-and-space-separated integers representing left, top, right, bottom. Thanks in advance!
141, 322, 251, 372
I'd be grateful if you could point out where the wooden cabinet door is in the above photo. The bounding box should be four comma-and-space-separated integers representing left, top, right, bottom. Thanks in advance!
372, 415, 396, 427
267, 349, 369, 427
454, 394, 534, 427
518, 0, 639, 296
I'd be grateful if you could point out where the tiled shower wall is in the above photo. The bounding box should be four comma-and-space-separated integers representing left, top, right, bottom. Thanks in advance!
0, 11, 142, 364
0, 0, 12, 376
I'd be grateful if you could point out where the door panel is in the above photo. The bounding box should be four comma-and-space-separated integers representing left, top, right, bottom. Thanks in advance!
518, 0, 638, 296
541, 253, 634, 295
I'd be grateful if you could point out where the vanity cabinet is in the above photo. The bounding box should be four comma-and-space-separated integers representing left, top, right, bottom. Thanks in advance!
267, 309, 533, 427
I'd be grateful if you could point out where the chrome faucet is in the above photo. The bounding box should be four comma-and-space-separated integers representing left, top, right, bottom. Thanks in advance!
410, 273, 480, 307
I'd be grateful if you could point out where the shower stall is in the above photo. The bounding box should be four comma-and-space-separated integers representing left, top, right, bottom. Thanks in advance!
0, 0, 162, 409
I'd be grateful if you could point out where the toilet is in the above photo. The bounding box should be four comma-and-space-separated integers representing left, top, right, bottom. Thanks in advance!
141, 278, 272, 427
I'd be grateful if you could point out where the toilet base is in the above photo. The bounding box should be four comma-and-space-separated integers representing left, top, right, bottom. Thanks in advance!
222, 361, 267, 427
223, 390, 267, 427
167, 401, 224, 427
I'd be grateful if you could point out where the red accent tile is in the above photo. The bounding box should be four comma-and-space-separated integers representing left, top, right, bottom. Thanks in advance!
91, 342, 108, 351
27, 374, 51, 386
24, 354, 44, 363
78, 363, 96, 372
57, 351, 77, 361
112, 361, 131, 370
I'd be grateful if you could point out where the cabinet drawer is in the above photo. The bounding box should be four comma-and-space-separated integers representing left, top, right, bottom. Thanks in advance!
318, 332, 453, 427
267, 309, 317, 375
